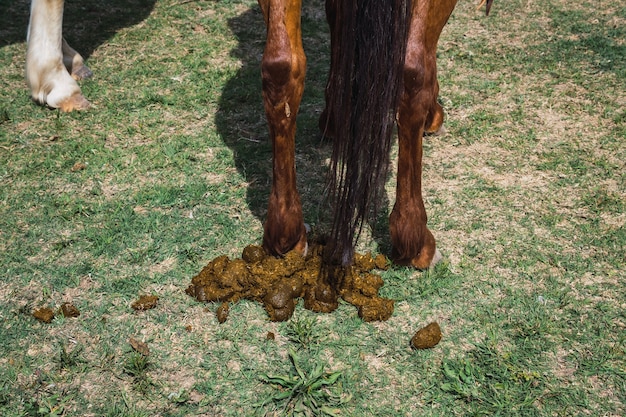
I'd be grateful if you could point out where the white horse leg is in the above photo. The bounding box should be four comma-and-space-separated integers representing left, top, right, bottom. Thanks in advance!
26, 0, 90, 111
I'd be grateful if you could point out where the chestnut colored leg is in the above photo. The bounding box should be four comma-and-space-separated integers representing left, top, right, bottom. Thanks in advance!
390, 0, 457, 268
258, 0, 308, 257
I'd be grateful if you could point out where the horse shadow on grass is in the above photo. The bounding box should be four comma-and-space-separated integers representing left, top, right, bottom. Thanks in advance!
1, 0, 394, 255
0, 0, 157, 57
216, 4, 393, 255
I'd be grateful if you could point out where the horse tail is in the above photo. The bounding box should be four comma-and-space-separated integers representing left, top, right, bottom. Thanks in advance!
325, 0, 411, 265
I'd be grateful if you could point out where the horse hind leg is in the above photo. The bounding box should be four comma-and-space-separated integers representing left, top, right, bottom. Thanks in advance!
62, 38, 93, 80
259, 0, 308, 257
390, 0, 457, 269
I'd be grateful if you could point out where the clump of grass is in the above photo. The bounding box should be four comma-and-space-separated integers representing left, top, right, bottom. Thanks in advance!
102, 392, 149, 417
258, 348, 350, 416
167, 389, 190, 405
285, 316, 320, 350
440, 358, 481, 400
122, 352, 154, 393
438, 340, 573, 416
57, 341, 85, 371
0, 108, 9, 124
29, 392, 73, 417
0, 379, 10, 407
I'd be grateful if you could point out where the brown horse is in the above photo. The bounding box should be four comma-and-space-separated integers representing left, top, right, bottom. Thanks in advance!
259, 0, 462, 268
26, 0, 493, 268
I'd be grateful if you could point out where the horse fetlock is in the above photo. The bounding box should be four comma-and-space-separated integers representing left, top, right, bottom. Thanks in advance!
262, 226, 308, 258
390, 220, 437, 270
262, 205, 308, 258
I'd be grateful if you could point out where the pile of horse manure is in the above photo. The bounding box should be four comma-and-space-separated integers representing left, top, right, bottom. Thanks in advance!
131, 295, 159, 311
186, 243, 394, 322
33, 307, 55, 323
32, 302, 81, 323
129, 337, 151, 356
410, 322, 442, 349
60, 302, 80, 318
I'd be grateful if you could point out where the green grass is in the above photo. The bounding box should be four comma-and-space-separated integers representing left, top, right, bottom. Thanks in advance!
258, 348, 349, 416
1, 0, 625, 415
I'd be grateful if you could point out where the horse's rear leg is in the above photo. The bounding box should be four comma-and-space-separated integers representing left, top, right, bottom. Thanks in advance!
390, 0, 457, 269
26, 0, 90, 111
259, 0, 308, 257
62, 38, 93, 81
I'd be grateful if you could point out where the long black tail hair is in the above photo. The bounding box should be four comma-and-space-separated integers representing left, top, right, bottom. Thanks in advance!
324, 0, 411, 265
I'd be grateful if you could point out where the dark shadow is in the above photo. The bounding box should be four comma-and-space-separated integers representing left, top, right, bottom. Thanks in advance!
216, 3, 393, 254
0, 0, 157, 59
216, 6, 334, 226
214, 7, 273, 222
1, 0, 396, 254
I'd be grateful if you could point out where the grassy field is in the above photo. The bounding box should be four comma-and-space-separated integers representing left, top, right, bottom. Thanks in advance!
1, 0, 624, 415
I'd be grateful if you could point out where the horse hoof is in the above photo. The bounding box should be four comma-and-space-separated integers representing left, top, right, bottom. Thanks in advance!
71, 65, 93, 81
58, 93, 91, 112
